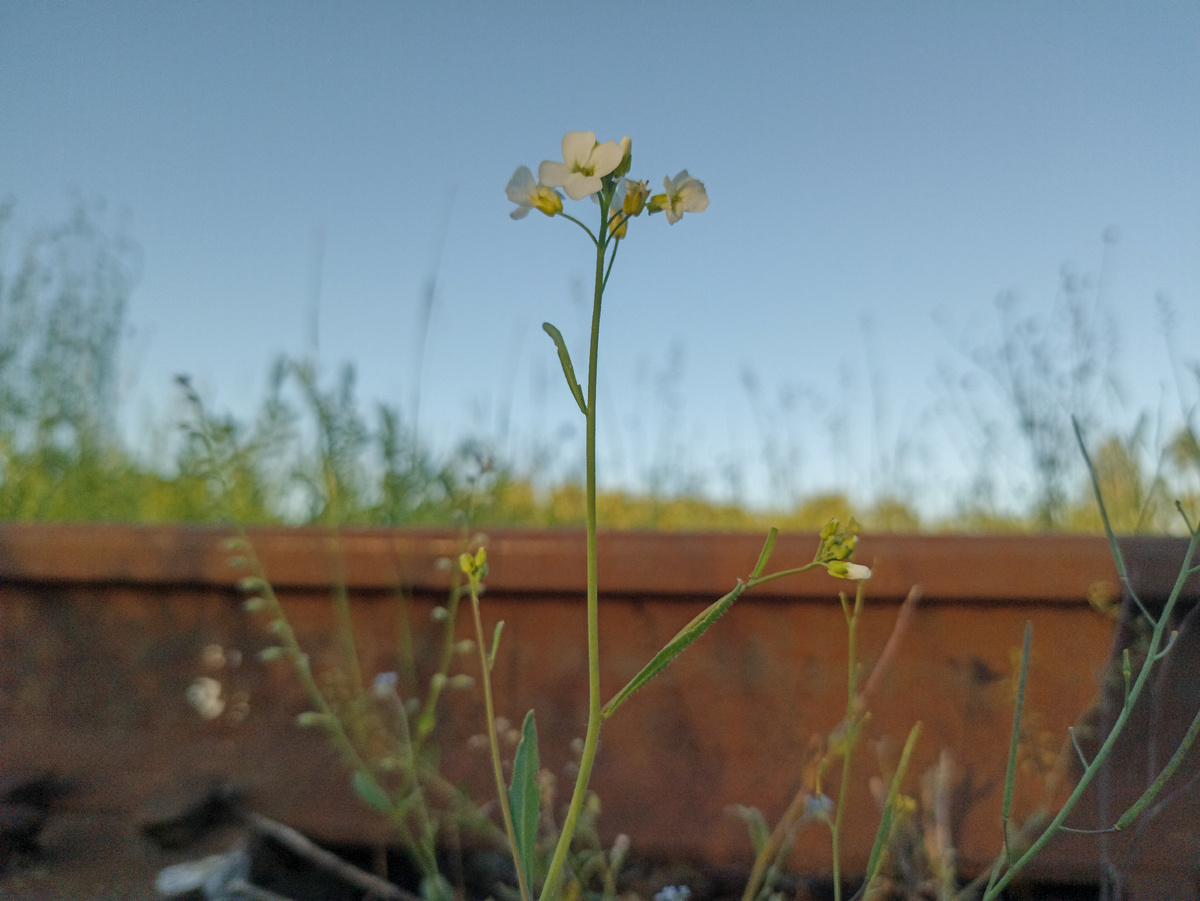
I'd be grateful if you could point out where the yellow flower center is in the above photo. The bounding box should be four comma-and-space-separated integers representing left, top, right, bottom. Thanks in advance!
531, 186, 562, 217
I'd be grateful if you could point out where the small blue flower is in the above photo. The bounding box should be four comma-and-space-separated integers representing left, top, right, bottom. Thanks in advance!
655, 887, 691, 901
803, 794, 834, 819
372, 671, 399, 698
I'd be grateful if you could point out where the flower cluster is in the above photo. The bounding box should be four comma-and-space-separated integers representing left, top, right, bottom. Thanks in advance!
815, 517, 871, 580
459, 547, 488, 593
506, 131, 708, 234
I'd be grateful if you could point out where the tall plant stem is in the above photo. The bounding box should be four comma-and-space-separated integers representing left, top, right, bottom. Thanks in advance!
468, 585, 532, 901
541, 200, 610, 901
831, 584, 865, 901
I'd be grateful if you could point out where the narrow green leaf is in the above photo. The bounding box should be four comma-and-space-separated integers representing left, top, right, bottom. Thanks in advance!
352, 771, 393, 813
863, 721, 922, 888
731, 804, 771, 855
751, 528, 778, 579
996, 621, 1032, 877
508, 710, 541, 895
602, 581, 747, 719
489, 620, 505, 672
1115, 699, 1200, 830
542, 323, 587, 415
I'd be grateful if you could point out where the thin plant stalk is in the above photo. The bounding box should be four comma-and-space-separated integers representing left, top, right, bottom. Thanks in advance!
506, 140, 711, 901
540, 190, 613, 901
830, 581, 867, 901
466, 576, 533, 901
983, 620, 1032, 900
743, 587, 921, 901
970, 424, 1200, 900
235, 538, 437, 876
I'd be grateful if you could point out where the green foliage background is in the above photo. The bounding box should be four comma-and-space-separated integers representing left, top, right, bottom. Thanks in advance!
2, 199, 1197, 533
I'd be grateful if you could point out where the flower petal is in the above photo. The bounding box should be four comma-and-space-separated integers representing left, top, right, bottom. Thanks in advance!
561, 131, 598, 166
506, 166, 536, 204
538, 160, 573, 188
587, 140, 625, 179
560, 173, 602, 201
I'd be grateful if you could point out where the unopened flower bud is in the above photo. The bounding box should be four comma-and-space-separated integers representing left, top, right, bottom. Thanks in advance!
623, 180, 649, 216
612, 136, 633, 178
608, 208, 628, 239
826, 561, 872, 580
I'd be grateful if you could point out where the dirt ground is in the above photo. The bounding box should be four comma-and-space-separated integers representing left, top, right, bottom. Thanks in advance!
1, 808, 217, 901
0, 783, 1104, 901
0, 824, 1107, 901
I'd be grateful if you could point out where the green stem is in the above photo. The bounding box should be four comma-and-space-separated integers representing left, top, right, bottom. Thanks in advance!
981, 499, 1200, 898
831, 584, 865, 901
746, 561, 823, 589
468, 581, 532, 901
558, 211, 598, 244
602, 237, 620, 292
540, 193, 611, 901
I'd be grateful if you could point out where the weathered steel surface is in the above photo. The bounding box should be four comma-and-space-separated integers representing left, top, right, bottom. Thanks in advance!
1, 524, 1197, 890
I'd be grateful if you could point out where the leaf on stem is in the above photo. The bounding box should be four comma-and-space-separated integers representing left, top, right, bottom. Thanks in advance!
352, 771, 393, 813
509, 710, 541, 896
489, 621, 505, 672
602, 582, 747, 719
751, 528, 778, 579
542, 323, 587, 415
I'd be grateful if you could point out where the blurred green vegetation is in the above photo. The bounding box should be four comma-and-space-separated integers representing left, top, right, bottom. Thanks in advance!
2, 198, 1197, 533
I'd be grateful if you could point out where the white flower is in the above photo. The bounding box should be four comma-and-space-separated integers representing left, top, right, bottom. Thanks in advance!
648, 170, 709, 224
506, 166, 563, 220
538, 131, 626, 201
826, 561, 872, 580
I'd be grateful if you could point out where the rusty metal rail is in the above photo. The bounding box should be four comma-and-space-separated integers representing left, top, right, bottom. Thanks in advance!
1, 524, 1197, 893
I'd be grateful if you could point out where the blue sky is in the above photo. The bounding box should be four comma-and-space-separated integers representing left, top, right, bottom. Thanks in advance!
3, 3, 1198, 513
